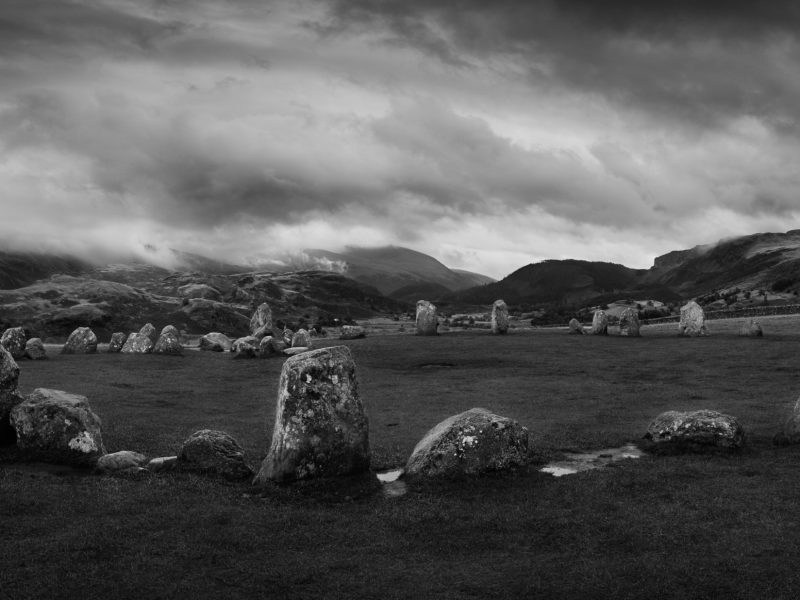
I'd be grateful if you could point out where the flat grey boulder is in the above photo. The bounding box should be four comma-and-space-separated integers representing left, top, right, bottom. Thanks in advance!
619, 307, 641, 337
404, 408, 530, 479
250, 302, 273, 335
339, 325, 366, 340
10, 388, 106, 466
589, 311, 608, 335
153, 332, 182, 355
62, 327, 98, 354
178, 429, 253, 480
97, 450, 148, 474
491, 300, 509, 334
121, 332, 154, 354
24, 338, 47, 360
678, 301, 708, 337
644, 409, 744, 451
1, 327, 27, 359
199, 332, 232, 352
254, 346, 370, 484
416, 300, 438, 336
568, 318, 584, 334
232, 336, 259, 359
739, 318, 763, 337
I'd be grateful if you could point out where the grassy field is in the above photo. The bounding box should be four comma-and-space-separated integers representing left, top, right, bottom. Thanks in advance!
3, 318, 800, 599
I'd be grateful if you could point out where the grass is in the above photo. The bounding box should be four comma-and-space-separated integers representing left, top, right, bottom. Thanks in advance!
4, 320, 800, 599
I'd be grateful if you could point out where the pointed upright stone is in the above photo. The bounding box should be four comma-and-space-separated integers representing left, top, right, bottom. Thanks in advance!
619, 307, 641, 337
415, 300, 438, 336
491, 300, 509, 335
589, 310, 608, 335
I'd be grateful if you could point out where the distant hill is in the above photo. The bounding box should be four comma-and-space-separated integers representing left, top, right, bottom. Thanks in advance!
0, 251, 92, 289
304, 246, 496, 296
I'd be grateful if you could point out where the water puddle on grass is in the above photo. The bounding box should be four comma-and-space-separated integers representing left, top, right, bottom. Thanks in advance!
540, 444, 645, 477
376, 468, 407, 498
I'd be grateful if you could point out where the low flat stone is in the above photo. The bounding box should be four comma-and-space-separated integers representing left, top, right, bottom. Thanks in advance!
339, 325, 366, 340
283, 346, 311, 356
178, 430, 253, 480
199, 332, 232, 352
644, 409, 744, 451
147, 455, 178, 472
259, 336, 286, 358
232, 336, 259, 359
97, 450, 148, 473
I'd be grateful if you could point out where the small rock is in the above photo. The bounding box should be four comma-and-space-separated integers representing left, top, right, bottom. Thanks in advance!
96, 450, 148, 473
339, 325, 366, 340
199, 332, 233, 352
178, 430, 253, 480
644, 409, 744, 451
568, 318, 584, 335
147, 455, 178, 472
107, 332, 126, 353
62, 327, 98, 354
24, 338, 47, 360
1, 327, 27, 359
739, 318, 763, 337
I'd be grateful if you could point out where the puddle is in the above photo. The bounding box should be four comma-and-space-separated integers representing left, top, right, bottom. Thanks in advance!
418, 363, 455, 369
376, 468, 407, 498
540, 444, 645, 477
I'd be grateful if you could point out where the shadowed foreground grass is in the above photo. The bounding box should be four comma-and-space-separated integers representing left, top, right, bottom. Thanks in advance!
4, 325, 800, 599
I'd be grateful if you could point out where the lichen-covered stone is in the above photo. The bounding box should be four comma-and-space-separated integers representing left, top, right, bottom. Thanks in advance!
339, 325, 366, 340
416, 300, 438, 336
589, 311, 608, 335
491, 300, 509, 335
199, 332, 232, 352
774, 397, 800, 446
250, 302, 272, 336
121, 332, 154, 354
739, 318, 763, 337
160, 325, 180, 341
107, 332, 126, 353
291, 329, 311, 348
139, 322, 158, 344
1, 327, 27, 359
62, 327, 98, 354
404, 408, 530, 479
619, 307, 641, 337
568, 318, 584, 334
258, 336, 286, 358
253, 346, 370, 484
0, 345, 22, 445
10, 388, 106, 466
232, 336, 259, 359
96, 450, 148, 473
24, 338, 47, 360
678, 301, 708, 337
178, 429, 253, 480
153, 332, 183, 355
644, 409, 744, 451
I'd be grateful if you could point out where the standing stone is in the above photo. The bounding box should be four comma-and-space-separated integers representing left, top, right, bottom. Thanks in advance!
589, 310, 608, 335
775, 396, 800, 446
1, 327, 27, 359
416, 300, 438, 336
282, 328, 294, 346
405, 408, 530, 479
644, 409, 744, 451
568, 318, 584, 334
232, 336, 259, 359
10, 388, 106, 466
491, 300, 509, 335
678, 301, 708, 337
252, 324, 272, 341
62, 327, 98, 354
258, 336, 286, 357
339, 325, 366, 340
178, 429, 253, 480
739, 319, 763, 337
199, 332, 233, 352
253, 346, 370, 484
250, 303, 272, 336
619, 307, 641, 337
121, 333, 154, 354
291, 329, 311, 348
108, 332, 126, 353
153, 332, 183, 355
0, 345, 22, 445
139, 323, 158, 344
160, 325, 180, 341
24, 338, 47, 360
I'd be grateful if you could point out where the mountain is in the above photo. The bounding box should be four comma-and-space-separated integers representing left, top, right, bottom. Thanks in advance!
0, 251, 92, 289
303, 246, 496, 297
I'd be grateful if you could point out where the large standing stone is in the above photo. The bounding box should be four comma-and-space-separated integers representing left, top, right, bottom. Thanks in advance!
739, 319, 763, 337
10, 388, 106, 466
491, 300, 509, 335
678, 301, 708, 337
62, 327, 98, 354
199, 332, 233, 352
250, 303, 273, 336
107, 332, 126, 353
775, 397, 800, 446
178, 429, 253, 480
405, 408, 530, 479
121, 332, 154, 354
160, 325, 180, 341
619, 307, 641, 337
153, 332, 183, 355
291, 329, 311, 348
1, 327, 27, 359
0, 345, 22, 445
416, 300, 438, 336
24, 338, 47, 360
339, 325, 366, 340
139, 323, 158, 344
644, 409, 744, 451
253, 346, 370, 484
568, 318, 584, 335
232, 336, 259, 359
589, 310, 608, 335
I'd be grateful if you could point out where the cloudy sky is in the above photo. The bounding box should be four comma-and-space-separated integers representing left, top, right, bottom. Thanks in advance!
3, 0, 800, 278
